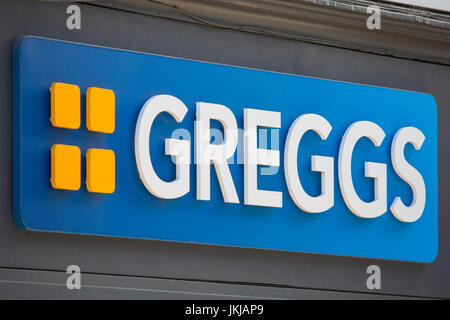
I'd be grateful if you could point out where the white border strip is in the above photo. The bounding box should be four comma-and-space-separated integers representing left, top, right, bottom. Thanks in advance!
383, 0, 450, 12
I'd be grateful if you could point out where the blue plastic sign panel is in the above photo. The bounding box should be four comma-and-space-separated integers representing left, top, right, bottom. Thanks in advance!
13, 36, 438, 262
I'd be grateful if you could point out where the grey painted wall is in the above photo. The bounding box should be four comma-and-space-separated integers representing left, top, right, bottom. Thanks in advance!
1, 267, 418, 299
0, 0, 448, 299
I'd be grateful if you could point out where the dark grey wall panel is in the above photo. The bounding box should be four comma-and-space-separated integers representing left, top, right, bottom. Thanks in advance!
0, 268, 418, 300
0, 0, 449, 298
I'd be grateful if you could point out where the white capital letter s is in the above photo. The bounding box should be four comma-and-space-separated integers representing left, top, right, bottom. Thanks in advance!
390, 127, 426, 223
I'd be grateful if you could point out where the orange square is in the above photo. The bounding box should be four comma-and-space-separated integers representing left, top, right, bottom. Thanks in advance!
51, 144, 81, 190
86, 87, 115, 133
50, 83, 80, 129
86, 148, 115, 193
